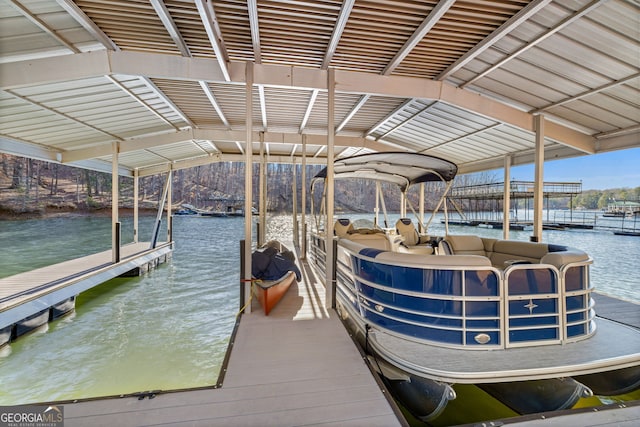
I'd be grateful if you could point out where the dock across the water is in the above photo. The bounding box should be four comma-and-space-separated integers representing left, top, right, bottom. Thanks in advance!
0, 242, 172, 346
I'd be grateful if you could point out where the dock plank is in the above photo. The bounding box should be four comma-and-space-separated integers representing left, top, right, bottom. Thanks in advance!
593, 292, 640, 329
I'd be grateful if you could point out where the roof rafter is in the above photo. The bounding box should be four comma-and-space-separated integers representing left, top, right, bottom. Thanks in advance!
195, 0, 230, 81
106, 75, 178, 130
382, 0, 456, 75
299, 90, 319, 133
437, 0, 552, 81
338, 1, 453, 136
460, 0, 607, 89
322, 0, 355, 69
5, 88, 121, 140
139, 76, 194, 128
199, 81, 230, 128
375, 101, 439, 141
55, 0, 118, 51
150, 0, 191, 57
533, 72, 640, 113
298, 0, 355, 134
247, 0, 261, 63
9, 0, 79, 53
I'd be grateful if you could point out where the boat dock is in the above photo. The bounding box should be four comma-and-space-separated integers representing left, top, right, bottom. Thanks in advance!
60, 244, 402, 427
2, 241, 638, 426
0, 242, 172, 345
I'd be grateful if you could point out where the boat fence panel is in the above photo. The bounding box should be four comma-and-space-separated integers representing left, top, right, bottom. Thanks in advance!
562, 263, 596, 341
339, 247, 504, 348
504, 265, 562, 347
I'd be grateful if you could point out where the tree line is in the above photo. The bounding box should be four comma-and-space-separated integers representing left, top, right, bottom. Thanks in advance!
1, 153, 637, 215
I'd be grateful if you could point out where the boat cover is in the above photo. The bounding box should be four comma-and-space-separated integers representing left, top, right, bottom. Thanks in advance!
312, 152, 458, 192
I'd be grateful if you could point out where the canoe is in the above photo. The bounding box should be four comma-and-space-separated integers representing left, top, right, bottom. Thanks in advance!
252, 271, 296, 316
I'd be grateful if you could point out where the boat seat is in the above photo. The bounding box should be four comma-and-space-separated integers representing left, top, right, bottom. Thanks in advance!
334, 218, 354, 237
343, 230, 392, 251
395, 218, 433, 254
439, 234, 487, 256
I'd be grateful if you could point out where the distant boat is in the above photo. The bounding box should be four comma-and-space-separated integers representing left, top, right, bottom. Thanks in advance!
614, 230, 640, 237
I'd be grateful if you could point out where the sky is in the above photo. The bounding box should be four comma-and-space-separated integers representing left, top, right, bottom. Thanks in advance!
492, 147, 640, 191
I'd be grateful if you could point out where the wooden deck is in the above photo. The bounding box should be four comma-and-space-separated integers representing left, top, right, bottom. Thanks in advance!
62, 248, 402, 427
593, 292, 640, 329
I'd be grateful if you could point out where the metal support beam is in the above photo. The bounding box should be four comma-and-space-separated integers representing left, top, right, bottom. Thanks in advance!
532, 115, 545, 242
133, 169, 139, 243
292, 158, 298, 246
503, 155, 511, 240
167, 169, 172, 243
243, 63, 254, 313
301, 134, 307, 259
195, 0, 230, 81
111, 142, 120, 263
325, 68, 336, 309
151, 172, 171, 249
259, 132, 266, 246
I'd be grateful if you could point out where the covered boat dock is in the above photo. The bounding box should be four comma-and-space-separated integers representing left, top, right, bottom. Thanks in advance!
1, 0, 639, 425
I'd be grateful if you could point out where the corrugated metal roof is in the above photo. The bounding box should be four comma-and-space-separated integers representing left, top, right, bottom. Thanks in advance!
0, 0, 638, 176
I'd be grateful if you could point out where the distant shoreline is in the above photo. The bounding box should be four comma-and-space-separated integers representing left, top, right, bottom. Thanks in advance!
0, 206, 158, 221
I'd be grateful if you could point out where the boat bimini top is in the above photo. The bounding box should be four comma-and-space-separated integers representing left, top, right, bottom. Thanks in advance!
312, 152, 458, 191
311, 152, 459, 232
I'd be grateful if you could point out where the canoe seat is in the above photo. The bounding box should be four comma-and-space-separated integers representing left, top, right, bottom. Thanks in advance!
334, 218, 354, 237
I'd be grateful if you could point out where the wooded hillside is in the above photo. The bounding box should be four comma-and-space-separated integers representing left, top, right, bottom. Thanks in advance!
1, 153, 636, 219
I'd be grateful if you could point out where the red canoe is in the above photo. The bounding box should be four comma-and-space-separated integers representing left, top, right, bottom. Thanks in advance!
252, 271, 296, 315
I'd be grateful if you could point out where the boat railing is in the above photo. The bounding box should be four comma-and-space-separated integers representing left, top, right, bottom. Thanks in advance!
330, 237, 595, 351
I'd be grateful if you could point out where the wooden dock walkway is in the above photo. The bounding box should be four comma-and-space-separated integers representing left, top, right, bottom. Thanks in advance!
0, 242, 173, 338
61, 247, 402, 427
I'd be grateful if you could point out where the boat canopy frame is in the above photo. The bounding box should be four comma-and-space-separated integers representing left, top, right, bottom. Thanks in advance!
311, 152, 459, 233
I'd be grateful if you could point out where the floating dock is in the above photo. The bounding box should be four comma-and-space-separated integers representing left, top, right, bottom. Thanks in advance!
0, 242, 172, 345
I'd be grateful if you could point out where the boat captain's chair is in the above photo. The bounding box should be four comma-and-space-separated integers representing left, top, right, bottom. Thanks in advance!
395, 218, 433, 254
334, 218, 354, 237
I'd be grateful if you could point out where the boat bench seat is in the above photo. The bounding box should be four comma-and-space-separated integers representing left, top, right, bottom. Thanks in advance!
440, 235, 589, 269
342, 230, 394, 251
339, 238, 491, 268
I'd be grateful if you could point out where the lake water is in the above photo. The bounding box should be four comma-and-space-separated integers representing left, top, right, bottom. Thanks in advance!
0, 213, 638, 410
